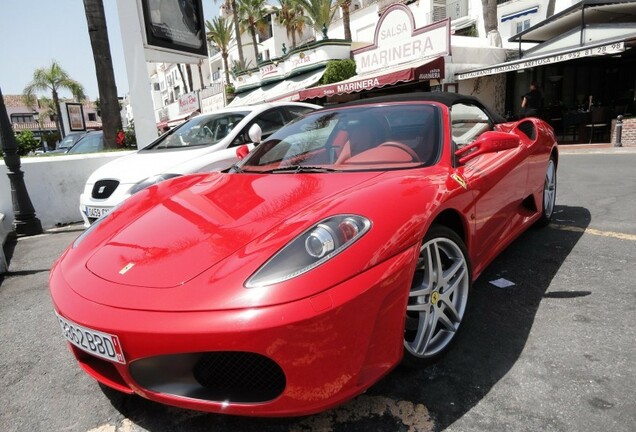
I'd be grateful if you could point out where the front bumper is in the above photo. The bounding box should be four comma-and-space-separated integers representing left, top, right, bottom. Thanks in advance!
79, 185, 133, 226
49, 245, 418, 416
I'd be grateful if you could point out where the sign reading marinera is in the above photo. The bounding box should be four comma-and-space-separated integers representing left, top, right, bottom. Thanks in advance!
353, 4, 450, 75
140, 0, 208, 57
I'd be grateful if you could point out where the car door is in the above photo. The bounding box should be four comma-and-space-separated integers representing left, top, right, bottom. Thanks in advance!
451, 102, 529, 261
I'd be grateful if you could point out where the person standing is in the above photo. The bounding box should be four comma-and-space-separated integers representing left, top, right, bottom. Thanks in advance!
521, 82, 544, 118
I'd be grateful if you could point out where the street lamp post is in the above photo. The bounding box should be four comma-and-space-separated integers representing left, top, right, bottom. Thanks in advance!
32, 109, 46, 152
0, 87, 43, 236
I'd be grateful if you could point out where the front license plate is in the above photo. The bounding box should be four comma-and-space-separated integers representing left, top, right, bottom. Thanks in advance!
85, 206, 110, 219
55, 313, 126, 364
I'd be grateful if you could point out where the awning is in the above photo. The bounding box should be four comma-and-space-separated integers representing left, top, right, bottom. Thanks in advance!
455, 39, 626, 80
501, 6, 539, 23
229, 68, 326, 106
510, 1, 636, 43
298, 57, 445, 101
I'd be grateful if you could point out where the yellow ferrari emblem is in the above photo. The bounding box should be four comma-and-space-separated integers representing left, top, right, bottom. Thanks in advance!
451, 173, 467, 189
119, 262, 135, 275
431, 291, 440, 305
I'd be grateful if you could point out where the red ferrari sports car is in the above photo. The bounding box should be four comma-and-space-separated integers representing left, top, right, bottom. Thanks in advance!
49, 93, 558, 416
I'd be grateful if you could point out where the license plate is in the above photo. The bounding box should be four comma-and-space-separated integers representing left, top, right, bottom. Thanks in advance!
85, 206, 110, 219
55, 313, 126, 364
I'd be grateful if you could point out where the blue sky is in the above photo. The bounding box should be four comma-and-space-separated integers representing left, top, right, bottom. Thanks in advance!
0, 0, 218, 100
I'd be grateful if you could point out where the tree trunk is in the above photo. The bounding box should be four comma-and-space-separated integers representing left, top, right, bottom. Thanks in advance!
250, 28, 259, 64
186, 64, 194, 92
83, 0, 122, 149
222, 54, 231, 85
342, 2, 352, 41
292, 31, 297, 49
481, 0, 498, 34
231, 0, 245, 68
198, 59, 206, 89
52, 89, 64, 138
546, 0, 556, 18
178, 65, 189, 94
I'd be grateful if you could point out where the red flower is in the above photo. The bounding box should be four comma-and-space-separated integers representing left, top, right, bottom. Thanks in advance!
116, 130, 125, 146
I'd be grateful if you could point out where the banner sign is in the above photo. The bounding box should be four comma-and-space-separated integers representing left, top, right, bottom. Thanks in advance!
140, 0, 208, 57
353, 4, 450, 75
456, 41, 625, 80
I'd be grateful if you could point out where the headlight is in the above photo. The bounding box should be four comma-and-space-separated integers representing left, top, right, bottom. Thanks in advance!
246, 215, 371, 288
130, 173, 181, 195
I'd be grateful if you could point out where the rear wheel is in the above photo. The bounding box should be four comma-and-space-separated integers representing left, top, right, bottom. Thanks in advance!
403, 225, 471, 366
537, 156, 557, 227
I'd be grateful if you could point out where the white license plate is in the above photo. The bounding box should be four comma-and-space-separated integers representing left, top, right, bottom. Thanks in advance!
85, 206, 111, 219
55, 313, 126, 364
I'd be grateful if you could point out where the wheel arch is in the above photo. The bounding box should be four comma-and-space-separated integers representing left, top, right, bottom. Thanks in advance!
430, 208, 468, 245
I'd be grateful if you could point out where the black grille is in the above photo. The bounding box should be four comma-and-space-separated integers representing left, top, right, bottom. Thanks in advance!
129, 351, 286, 403
92, 180, 119, 199
193, 352, 286, 402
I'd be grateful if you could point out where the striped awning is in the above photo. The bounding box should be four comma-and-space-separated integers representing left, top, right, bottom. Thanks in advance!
501, 6, 539, 23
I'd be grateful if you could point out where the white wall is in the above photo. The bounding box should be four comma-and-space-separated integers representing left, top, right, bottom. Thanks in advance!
0, 152, 134, 233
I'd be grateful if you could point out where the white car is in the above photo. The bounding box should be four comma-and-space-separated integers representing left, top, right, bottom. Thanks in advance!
79, 102, 320, 226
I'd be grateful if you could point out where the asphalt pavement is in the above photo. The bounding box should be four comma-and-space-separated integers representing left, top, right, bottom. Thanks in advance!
1, 147, 635, 432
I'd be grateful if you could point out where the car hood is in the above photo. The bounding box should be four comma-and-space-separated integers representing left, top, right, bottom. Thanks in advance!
80, 171, 382, 293
86, 144, 226, 184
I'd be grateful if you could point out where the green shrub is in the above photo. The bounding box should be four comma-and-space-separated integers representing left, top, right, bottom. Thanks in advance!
321, 59, 356, 85
15, 130, 38, 156
43, 131, 60, 148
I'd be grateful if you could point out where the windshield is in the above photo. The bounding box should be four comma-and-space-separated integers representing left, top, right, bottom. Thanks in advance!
145, 111, 249, 150
240, 104, 441, 172
59, 133, 83, 149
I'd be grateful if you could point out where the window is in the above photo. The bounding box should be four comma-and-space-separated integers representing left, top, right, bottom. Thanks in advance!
450, 103, 492, 147
10, 113, 35, 123
88, 113, 97, 121
515, 19, 531, 33
257, 15, 273, 41
286, 106, 316, 119
253, 109, 286, 137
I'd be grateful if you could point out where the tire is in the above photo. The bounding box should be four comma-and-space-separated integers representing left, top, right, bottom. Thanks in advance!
536, 155, 557, 227
403, 225, 471, 367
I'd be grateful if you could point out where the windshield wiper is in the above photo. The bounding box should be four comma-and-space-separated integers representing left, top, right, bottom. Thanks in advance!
260, 165, 339, 174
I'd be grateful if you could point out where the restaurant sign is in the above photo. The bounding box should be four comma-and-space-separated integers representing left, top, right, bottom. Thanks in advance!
456, 41, 625, 80
178, 92, 200, 114
353, 4, 450, 75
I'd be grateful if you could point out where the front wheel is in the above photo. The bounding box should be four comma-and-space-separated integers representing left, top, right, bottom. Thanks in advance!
403, 225, 471, 366
536, 155, 557, 227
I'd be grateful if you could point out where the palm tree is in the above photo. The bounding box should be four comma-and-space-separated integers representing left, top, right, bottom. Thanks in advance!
214, 0, 246, 72
23, 61, 83, 138
294, 0, 335, 39
275, 0, 306, 49
337, 0, 352, 41
206, 17, 234, 85
238, 0, 270, 63
83, 0, 122, 149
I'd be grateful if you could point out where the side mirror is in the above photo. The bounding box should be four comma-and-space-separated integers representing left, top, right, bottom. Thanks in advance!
248, 123, 262, 145
455, 131, 520, 164
236, 145, 249, 160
